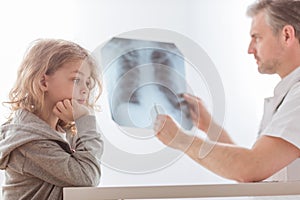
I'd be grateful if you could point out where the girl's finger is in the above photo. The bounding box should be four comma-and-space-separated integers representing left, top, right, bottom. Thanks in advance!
63, 99, 72, 110
55, 101, 67, 113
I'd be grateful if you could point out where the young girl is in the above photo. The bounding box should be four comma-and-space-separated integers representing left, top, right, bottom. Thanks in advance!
0, 39, 104, 200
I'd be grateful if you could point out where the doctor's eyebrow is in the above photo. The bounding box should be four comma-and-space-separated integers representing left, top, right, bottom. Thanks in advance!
250, 32, 260, 38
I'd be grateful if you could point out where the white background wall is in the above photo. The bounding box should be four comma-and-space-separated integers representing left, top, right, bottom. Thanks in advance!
0, 0, 280, 188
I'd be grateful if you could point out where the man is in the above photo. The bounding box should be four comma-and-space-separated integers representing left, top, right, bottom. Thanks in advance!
154, 0, 300, 182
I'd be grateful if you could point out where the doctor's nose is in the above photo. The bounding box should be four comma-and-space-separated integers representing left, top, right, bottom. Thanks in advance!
248, 41, 256, 54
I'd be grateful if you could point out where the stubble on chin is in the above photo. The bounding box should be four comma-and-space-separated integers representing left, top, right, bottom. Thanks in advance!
257, 62, 277, 75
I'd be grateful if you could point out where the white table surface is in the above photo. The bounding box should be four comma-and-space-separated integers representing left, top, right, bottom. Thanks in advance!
63, 181, 300, 200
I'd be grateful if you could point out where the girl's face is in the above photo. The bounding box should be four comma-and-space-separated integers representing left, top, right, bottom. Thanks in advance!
44, 60, 92, 107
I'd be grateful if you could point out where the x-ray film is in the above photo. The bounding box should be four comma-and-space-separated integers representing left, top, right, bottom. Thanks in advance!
101, 37, 193, 130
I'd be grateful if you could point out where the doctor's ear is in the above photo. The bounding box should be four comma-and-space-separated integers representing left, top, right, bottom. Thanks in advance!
40, 74, 49, 91
282, 25, 296, 44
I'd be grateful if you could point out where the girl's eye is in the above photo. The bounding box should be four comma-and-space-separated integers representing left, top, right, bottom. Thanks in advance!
73, 78, 80, 84
86, 81, 90, 88
86, 78, 95, 89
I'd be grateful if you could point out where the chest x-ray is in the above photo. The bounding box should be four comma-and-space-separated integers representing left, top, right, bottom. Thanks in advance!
101, 37, 193, 130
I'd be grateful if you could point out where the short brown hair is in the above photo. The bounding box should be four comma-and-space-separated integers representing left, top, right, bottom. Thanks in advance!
247, 0, 300, 42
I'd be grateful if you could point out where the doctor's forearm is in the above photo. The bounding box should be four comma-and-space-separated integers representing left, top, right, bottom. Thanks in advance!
205, 122, 235, 144
185, 137, 269, 182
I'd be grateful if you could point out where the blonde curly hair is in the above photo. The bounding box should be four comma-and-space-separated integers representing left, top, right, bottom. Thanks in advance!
5, 39, 102, 134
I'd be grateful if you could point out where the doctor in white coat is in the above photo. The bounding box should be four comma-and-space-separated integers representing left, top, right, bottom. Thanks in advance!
154, 0, 300, 182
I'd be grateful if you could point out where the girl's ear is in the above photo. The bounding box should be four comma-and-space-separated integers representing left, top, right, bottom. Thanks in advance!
40, 74, 48, 91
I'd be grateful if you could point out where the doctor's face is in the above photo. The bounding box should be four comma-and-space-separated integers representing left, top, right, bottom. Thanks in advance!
248, 12, 284, 75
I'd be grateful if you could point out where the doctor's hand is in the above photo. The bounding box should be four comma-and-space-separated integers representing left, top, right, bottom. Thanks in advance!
182, 93, 213, 133
53, 99, 91, 123
154, 114, 195, 152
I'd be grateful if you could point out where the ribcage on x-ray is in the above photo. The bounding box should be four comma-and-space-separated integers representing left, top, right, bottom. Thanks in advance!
115, 50, 141, 105
151, 50, 181, 110
102, 37, 193, 130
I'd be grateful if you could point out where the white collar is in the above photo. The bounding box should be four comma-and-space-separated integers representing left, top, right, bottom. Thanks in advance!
274, 66, 300, 97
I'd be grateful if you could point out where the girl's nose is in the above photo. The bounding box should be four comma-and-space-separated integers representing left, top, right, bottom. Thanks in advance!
80, 83, 89, 95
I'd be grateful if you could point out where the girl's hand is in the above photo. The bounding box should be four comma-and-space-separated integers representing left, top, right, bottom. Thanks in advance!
53, 99, 91, 123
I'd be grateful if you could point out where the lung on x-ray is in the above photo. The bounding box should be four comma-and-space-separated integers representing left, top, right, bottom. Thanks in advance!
101, 37, 193, 130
